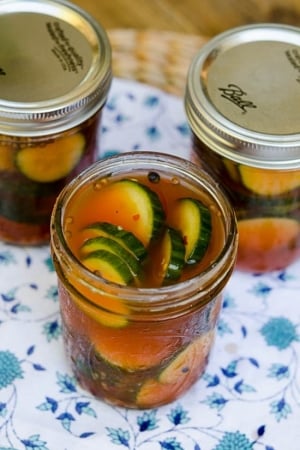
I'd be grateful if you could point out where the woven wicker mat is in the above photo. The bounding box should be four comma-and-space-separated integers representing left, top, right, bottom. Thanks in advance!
107, 29, 209, 97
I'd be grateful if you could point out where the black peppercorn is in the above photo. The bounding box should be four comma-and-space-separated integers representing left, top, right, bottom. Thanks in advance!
148, 171, 160, 183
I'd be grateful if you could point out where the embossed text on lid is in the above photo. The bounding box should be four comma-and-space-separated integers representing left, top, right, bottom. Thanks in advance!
185, 23, 300, 169
0, 0, 112, 136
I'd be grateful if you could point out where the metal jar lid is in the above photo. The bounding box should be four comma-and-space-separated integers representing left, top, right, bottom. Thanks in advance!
0, 0, 112, 136
185, 23, 300, 169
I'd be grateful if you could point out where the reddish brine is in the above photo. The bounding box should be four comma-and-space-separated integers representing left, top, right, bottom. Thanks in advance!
51, 152, 238, 408
185, 24, 300, 272
0, 0, 112, 245
0, 114, 101, 245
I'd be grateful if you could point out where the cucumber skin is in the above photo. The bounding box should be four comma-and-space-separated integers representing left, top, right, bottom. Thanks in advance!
162, 227, 185, 282
113, 179, 165, 243
172, 198, 212, 265
187, 200, 212, 265
83, 249, 134, 285
140, 181, 165, 241
84, 222, 147, 260
80, 236, 141, 277
192, 136, 300, 223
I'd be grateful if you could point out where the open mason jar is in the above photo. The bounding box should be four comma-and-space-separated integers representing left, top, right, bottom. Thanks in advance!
51, 151, 237, 408
185, 24, 300, 272
0, 0, 112, 245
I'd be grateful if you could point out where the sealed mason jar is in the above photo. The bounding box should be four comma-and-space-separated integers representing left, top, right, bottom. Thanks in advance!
50, 151, 237, 409
0, 0, 112, 245
185, 24, 300, 272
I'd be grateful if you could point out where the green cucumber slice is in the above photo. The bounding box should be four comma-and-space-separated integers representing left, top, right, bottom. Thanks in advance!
116, 178, 165, 244
83, 222, 147, 260
15, 133, 85, 182
168, 197, 212, 264
239, 165, 300, 195
90, 178, 165, 246
158, 227, 185, 282
80, 236, 140, 277
82, 249, 133, 286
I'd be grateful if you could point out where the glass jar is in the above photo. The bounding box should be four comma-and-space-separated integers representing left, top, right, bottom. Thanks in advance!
0, 0, 112, 245
50, 151, 237, 409
185, 24, 300, 272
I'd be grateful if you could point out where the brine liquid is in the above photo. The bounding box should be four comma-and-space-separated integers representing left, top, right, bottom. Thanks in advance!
0, 112, 101, 245
192, 135, 300, 272
54, 167, 229, 408
64, 169, 226, 285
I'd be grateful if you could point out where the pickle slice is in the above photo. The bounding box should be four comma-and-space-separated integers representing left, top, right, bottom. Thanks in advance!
136, 331, 214, 408
152, 227, 185, 284
16, 133, 85, 182
83, 222, 147, 261
83, 179, 165, 247
239, 165, 300, 195
168, 197, 212, 264
238, 217, 300, 253
82, 249, 134, 286
80, 236, 140, 277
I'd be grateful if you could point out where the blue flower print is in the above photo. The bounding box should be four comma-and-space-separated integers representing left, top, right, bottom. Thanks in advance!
43, 320, 61, 342
167, 404, 189, 426
159, 437, 184, 450
268, 363, 289, 380
204, 392, 228, 411
137, 410, 158, 431
0, 351, 23, 389
213, 431, 252, 450
106, 427, 130, 447
43, 256, 54, 272
144, 95, 159, 107
45, 286, 58, 302
21, 434, 48, 450
146, 125, 161, 140
175, 123, 190, 137
270, 398, 292, 421
0, 401, 7, 416
222, 293, 236, 309
0, 250, 16, 266
0, 447, 18, 450
0, 447, 19, 450
250, 282, 272, 299
260, 317, 299, 350
102, 150, 121, 159
217, 319, 233, 336
56, 372, 77, 393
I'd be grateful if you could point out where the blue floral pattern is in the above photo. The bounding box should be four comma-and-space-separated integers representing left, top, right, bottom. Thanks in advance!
0, 78, 299, 449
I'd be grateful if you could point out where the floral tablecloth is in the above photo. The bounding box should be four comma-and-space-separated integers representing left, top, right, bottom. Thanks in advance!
0, 78, 300, 450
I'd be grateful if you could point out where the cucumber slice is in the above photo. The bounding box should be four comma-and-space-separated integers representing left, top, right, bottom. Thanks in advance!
15, 133, 85, 182
156, 227, 185, 283
136, 331, 214, 408
82, 249, 134, 286
239, 165, 300, 195
83, 222, 147, 261
80, 236, 140, 277
168, 197, 212, 264
159, 331, 214, 384
87, 178, 165, 246
238, 217, 300, 253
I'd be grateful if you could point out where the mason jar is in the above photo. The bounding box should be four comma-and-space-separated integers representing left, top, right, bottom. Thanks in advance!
50, 151, 237, 408
0, 0, 112, 245
185, 24, 300, 272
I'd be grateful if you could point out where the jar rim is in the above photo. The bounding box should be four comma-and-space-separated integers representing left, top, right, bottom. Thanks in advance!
0, 0, 112, 136
185, 23, 300, 169
51, 151, 238, 312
